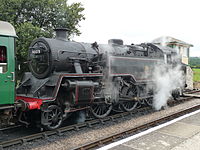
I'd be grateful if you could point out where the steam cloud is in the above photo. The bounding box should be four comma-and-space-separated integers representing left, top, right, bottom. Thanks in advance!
75, 111, 86, 123
100, 44, 118, 101
152, 64, 184, 110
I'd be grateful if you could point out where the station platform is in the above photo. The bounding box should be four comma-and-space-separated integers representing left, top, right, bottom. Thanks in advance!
98, 109, 200, 150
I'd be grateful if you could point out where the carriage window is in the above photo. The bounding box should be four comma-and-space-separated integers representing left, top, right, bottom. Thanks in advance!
0, 46, 7, 73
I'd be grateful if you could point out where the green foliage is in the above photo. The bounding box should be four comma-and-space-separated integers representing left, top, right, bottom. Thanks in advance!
193, 68, 200, 82
0, 0, 85, 35
189, 57, 200, 68
16, 23, 53, 76
0, 0, 85, 77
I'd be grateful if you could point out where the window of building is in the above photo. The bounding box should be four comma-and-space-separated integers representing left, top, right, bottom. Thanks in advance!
168, 44, 175, 48
0, 46, 7, 73
182, 47, 188, 57
173, 45, 179, 54
167, 44, 173, 48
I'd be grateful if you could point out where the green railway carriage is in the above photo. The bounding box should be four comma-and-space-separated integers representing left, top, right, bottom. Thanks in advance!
0, 21, 16, 124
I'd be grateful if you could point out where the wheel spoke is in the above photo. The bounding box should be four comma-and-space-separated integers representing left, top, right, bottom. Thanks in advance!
42, 105, 63, 130
96, 107, 101, 115
91, 103, 112, 118
55, 109, 58, 115
93, 106, 98, 112
122, 101, 138, 112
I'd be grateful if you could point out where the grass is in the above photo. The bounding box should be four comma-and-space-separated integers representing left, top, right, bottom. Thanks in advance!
193, 68, 200, 82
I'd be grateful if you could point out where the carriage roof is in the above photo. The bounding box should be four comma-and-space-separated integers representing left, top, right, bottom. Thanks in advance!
0, 21, 16, 37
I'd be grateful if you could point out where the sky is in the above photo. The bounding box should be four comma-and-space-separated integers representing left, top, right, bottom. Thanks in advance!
69, 0, 200, 57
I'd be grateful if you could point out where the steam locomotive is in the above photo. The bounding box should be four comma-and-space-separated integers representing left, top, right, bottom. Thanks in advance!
16, 28, 183, 130
0, 21, 183, 130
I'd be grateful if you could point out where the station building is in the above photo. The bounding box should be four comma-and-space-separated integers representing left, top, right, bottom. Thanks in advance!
152, 36, 193, 65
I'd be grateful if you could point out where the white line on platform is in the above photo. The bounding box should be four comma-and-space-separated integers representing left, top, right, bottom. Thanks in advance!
97, 109, 200, 150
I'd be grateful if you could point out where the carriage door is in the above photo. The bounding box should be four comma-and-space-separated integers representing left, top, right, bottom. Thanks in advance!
0, 36, 15, 105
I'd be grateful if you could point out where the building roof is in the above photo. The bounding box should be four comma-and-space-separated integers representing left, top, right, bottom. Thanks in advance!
0, 21, 17, 37
152, 36, 193, 47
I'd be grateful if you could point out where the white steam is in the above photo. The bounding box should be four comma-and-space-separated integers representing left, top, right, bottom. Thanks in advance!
99, 44, 117, 100
153, 64, 184, 110
75, 111, 86, 123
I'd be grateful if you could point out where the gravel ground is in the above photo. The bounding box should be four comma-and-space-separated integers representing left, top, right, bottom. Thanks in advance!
0, 126, 40, 143
6, 98, 200, 150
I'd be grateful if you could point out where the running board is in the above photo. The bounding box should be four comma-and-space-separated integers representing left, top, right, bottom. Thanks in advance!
183, 93, 200, 98
119, 96, 153, 101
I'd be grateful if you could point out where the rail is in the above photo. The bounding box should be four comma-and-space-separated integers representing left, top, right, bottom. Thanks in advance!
73, 102, 200, 150
0, 95, 198, 149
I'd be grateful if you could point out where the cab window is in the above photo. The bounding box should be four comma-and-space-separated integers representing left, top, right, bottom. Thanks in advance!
0, 46, 7, 73
167, 54, 172, 63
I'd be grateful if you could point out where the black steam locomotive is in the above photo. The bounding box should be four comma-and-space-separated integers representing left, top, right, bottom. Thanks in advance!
16, 29, 181, 130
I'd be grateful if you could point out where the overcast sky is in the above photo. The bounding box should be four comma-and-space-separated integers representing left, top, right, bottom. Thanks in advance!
69, 0, 200, 57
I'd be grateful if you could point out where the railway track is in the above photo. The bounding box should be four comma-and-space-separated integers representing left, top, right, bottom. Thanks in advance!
0, 125, 21, 132
0, 108, 151, 149
73, 100, 200, 150
0, 94, 199, 149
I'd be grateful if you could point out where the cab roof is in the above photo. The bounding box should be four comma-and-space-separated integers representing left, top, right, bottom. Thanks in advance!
0, 21, 17, 37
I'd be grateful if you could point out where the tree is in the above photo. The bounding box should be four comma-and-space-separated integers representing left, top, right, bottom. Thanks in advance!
16, 23, 53, 75
0, 0, 85, 77
189, 57, 200, 68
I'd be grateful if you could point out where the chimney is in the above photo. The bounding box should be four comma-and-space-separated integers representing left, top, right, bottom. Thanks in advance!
54, 28, 69, 41
108, 39, 123, 45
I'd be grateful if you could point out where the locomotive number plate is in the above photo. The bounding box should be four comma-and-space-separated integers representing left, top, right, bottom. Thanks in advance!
32, 49, 41, 54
